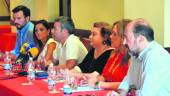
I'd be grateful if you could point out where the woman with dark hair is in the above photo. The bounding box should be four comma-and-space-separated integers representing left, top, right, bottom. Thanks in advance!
33, 20, 58, 66
88, 19, 131, 90
73, 22, 113, 75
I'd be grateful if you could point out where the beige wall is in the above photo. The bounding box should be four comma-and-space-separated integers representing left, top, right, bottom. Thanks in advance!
0, 22, 10, 25
124, 0, 164, 46
2, 0, 169, 46
48, 0, 59, 22
34, 0, 48, 20
71, 0, 169, 46
164, 0, 170, 47
10, 0, 59, 22
0, 0, 10, 25
71, 0, 124, 30
10, 0, 35, 20
0, 0, 9, 16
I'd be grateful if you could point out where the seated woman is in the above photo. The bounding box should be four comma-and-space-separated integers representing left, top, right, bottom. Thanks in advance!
88, 19, 132, 90
73, 22, 113, 75
33, 20, 58, 67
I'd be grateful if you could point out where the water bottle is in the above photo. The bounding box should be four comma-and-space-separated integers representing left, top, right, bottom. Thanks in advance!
27, 57, 35, 85
47, 63, 57, 93
3, 51, 12, 76
63, 69, 72, 95
63, 84, 72, 95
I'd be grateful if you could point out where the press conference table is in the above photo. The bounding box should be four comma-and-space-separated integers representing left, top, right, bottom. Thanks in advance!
0, 64, 111, 96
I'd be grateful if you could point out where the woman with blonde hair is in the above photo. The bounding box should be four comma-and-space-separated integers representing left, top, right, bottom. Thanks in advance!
88, 19, 132, 90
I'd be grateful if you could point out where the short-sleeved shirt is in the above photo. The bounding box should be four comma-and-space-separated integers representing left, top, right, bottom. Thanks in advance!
37, 38, 58, 61
53, 34, 88, 65
78, 48, 113, 74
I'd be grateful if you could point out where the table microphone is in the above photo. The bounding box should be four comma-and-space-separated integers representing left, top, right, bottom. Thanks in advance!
15, 43, 38, 64
14, 43, 39, 76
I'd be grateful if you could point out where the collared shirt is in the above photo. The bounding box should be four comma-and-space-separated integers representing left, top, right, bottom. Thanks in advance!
119, 41, 170, 96
11, 22, 35, 57
53, 34, 88, 65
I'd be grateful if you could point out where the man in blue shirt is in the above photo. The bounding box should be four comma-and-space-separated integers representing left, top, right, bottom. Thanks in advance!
10, 5, 35, 59
118, 18, 170, 96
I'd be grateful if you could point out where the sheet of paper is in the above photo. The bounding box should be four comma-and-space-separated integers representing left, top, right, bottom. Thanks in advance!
72, 86, 102, 92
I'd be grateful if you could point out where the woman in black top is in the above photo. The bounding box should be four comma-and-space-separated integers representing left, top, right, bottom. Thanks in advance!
78, 48, 112, 74
77, 22, 113, 74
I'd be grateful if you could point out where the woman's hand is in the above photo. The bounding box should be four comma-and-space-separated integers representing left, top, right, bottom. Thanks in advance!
85, 73, 99, 88
34, 59, 47, 70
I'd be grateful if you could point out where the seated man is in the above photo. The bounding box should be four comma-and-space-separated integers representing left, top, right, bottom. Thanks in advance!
118, 18, 170, 96
10, 5, 35, 59
52, 16, 88, 69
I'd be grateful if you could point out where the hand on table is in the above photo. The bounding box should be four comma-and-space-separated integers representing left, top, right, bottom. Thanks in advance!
107, 91, 120, 96
84, 73, 98, 88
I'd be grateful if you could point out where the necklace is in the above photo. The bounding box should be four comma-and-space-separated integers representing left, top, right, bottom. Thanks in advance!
108, 52, 120, 74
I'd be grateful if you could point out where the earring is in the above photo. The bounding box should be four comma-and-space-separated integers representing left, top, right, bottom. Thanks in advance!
103, 41, 106, 45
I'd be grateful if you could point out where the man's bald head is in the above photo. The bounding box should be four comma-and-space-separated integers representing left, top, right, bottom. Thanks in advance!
127, 18, 154, 42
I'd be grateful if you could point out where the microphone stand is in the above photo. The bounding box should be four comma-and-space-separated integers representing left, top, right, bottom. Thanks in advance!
18, 53, 30, 76
18, 63, 28, 76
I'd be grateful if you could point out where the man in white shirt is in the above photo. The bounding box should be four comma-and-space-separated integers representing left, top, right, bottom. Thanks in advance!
52, 16, 87, 69
118, 18, 170, 96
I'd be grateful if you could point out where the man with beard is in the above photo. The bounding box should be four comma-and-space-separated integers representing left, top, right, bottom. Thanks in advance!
117, 18, 170, 96
10, 5, 35, 59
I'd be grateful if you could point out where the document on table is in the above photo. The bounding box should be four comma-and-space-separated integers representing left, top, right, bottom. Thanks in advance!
72, 86, 102, 92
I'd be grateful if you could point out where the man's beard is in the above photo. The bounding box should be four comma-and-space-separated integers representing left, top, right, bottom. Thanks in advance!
125, 44, 139, 58
16, 24, 22, 30
129, 51, 139, 58
15, 23, 25, 30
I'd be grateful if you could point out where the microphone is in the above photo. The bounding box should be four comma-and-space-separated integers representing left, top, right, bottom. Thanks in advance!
15, 43, 39, 64
25, 43, 36, 52
15, 43, 29, 63
28, 47, 39, 58
20, 43, 29, 54
15, 43, 39, 76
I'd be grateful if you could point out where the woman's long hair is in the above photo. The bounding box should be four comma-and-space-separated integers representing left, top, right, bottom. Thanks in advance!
33, 20, 52, 51
112, 19, 132, 65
